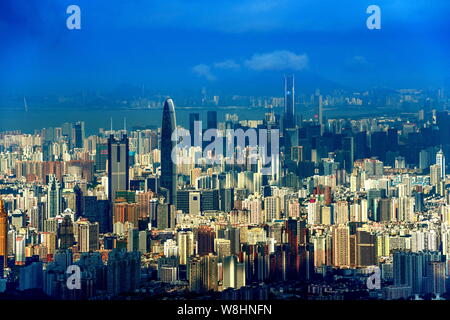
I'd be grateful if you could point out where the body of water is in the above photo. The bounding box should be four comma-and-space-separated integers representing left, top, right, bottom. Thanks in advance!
0, 106, 279, 135
0, 105, 394, 135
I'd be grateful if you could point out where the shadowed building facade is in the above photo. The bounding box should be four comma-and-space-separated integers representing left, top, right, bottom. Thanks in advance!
161, 98, 177, 207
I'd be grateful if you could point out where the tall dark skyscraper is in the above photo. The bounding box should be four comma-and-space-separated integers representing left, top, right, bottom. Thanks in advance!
58, 215, 75, 250
370, 131, 388, 161
161, 98, 177, 207
197, 226, 215, 256
207, 110, 217, 130
42, 141, 52, 161
84, 196, 111, 233
73, 121, 85, 149
387, 128, 399, 151
284, 75, 295, 129
107, 134, 129, 201
342, 136, 354, 172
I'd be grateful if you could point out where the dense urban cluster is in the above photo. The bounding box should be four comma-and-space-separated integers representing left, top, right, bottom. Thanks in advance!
0, 78, 450, 300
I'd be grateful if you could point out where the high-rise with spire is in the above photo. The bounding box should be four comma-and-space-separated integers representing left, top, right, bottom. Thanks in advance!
0, 200, 7, 268
161, 98, 177, 207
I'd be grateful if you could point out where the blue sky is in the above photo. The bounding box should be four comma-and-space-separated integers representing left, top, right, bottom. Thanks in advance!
0, 0, 449, 96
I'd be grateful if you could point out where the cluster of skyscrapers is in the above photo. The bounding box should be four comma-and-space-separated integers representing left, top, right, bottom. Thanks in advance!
0, 77, 450, 300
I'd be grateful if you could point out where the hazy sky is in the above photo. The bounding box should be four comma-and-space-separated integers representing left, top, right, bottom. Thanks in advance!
0, 0, 449, 95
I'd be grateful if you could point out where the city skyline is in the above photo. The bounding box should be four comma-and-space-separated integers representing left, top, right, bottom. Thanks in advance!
1, 0, 450, 308
1, 83, 450, 300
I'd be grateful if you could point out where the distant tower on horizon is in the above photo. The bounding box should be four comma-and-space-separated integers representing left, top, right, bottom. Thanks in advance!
284, 75, 295, 129
161, 98, 178, 207
436, 148, 445, 179
0, 200, 7, 268
314, 88, 324, 135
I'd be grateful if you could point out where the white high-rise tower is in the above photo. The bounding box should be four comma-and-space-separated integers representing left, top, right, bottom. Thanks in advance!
436, 149, 445, 179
